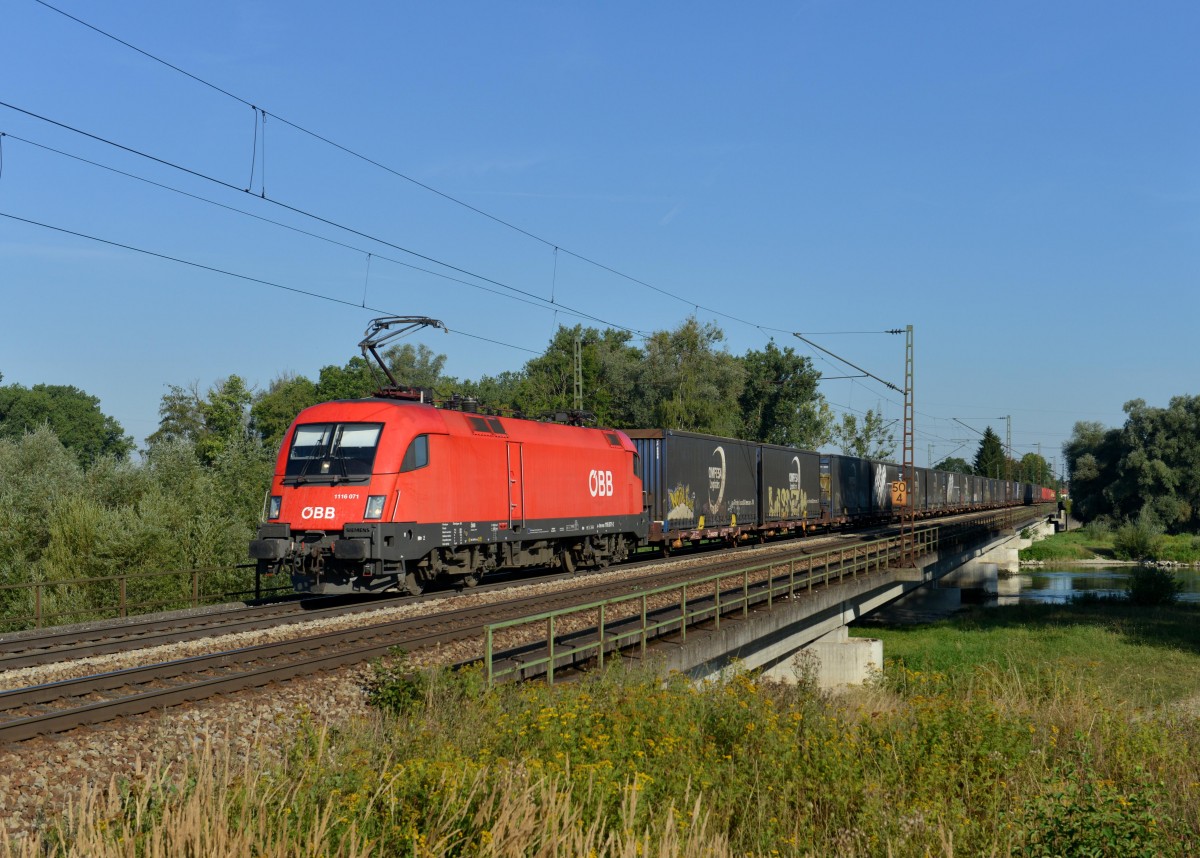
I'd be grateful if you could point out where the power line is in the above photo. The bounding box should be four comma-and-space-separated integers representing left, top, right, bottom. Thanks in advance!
29, 0, 795, 338
0, 209, 541, 355
0, 101, 646, 338
4, 132, 624, 328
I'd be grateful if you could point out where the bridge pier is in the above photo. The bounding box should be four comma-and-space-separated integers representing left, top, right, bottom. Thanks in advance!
763, 627, 883, 688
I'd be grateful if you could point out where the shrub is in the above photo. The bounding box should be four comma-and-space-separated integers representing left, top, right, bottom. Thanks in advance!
1020, 758, 1169, 858
1113, 516, 1163, 561
1126, 566, 1182, 606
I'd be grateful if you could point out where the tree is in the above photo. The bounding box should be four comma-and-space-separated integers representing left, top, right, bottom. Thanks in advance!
832, 409, 896, 461
0, 382, 133, 465
632, 317, 745, 436
508, 325, 642, 426
1016, 452, 1053, 486
738, 341, 832, 449
934, 456, 974, 474
973, 427, 1005, 478
1064, 420, 1121, 524
147, 375, 256, 464
251, 373, 318, 452
1109, 396, 1200, 532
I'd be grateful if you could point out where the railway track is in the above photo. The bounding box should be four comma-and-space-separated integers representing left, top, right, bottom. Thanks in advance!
0, 507, 1044, 743
0, 536, 868, 744
0, 527, 868, 673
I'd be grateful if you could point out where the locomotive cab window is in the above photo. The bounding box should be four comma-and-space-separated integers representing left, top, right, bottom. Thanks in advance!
285, 422, 383, 483
400, 434, 429, 472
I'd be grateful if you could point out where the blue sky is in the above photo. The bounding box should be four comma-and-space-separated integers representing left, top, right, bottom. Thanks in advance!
1, 1, 1196, 472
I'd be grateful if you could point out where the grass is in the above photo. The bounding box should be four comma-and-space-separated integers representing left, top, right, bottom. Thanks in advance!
9, 603, 1200, 857
1021, 523, 1200, 565
1019, 527, 1113, 562
858, 601, 1200, 710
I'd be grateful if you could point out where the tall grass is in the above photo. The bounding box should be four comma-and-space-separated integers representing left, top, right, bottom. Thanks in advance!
12, 627, 1200, 858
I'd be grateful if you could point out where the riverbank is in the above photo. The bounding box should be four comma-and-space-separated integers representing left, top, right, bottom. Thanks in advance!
1020, 524, 1200, 565
7, 602, 1200, 857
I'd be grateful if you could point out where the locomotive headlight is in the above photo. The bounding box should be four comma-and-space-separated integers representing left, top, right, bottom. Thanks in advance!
267, 495, 282, 520
364, 495, 387, 520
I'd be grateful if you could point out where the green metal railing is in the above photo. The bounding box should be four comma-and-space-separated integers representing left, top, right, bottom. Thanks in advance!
485, 526, 941, 685
0, 564, 293, 631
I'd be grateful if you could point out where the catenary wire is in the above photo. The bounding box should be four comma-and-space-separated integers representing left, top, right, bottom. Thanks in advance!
9, 8, 1055, 439
0, 210, 541, 355
28, 0, 796, 338
3, 132, 630, 328
0, 101, 646, 338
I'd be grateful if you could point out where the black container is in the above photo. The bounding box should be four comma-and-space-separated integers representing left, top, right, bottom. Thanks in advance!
759, 445, 822, 524
826, 454, 872, 519
627, 429, 759, 531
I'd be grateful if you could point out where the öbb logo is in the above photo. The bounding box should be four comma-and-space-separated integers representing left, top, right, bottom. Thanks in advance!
301, 506, 337, 520
588, 470, 614, 498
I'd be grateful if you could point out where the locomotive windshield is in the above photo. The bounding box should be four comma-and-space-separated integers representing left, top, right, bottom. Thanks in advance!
284, 422, 383, 483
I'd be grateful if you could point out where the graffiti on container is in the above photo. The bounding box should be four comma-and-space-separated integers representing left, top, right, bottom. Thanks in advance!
873, 465, 889, 508
767, 455, 808, 519
667, 484, 695, 522
705, 446, 727, 517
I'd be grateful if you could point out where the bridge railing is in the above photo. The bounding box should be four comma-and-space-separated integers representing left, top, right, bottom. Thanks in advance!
484, 526, 941, 686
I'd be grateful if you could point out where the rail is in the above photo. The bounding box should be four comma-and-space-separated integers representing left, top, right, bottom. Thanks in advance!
0, 564, 293, 631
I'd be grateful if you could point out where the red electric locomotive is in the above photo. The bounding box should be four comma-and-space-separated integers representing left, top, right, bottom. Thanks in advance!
249, 395, 648, 595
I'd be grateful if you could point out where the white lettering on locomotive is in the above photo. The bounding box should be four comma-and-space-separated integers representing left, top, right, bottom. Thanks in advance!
588, 469, 614, 497
301, 506, 337, 520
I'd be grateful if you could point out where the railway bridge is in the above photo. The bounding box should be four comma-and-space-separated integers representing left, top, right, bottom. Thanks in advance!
485, 505, 1060, 688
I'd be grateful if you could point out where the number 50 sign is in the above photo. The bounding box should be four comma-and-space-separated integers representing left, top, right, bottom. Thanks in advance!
890, 480, 908, 507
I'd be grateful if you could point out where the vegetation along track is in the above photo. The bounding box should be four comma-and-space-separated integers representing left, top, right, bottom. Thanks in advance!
0, 533, 876, 744
0, 508, 1037, 743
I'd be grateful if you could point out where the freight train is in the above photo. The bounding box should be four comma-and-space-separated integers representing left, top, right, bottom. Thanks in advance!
249, 394, 1054, 596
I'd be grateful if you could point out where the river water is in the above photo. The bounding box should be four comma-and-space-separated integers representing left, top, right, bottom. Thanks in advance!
993, 566, 1200, 605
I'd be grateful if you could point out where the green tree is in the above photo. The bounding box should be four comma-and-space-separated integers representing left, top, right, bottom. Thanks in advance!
973, 427, 1005, 478
832, 409, 896, 461
1109, 396, 1200, 533
934, 456, 974, 475
148, 375, 256, 465
1064, 420, 1121, 524
508, 325, 642, 426
738, 341, 831, 449
250, 373, 319, 452
633, 317, 745, 436
1017, 452, 1053, 485
0, 382, 133, 465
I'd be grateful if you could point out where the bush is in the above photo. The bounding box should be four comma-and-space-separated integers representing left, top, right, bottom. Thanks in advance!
1113, 516, 1163, 561
1082, 519, 1113, 539
1127, 566, 1182, 606
1020, 758, 1168, 858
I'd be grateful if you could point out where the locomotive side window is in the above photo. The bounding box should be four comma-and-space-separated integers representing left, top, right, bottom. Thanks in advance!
632, 452, 642, 479
400, 434, 429, 472
285, 422, 383, 482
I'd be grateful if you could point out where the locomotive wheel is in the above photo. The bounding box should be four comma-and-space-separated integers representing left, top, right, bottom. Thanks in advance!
561, 550, 576, 575
404, 572, 424, 596
461, 573, 480, 589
